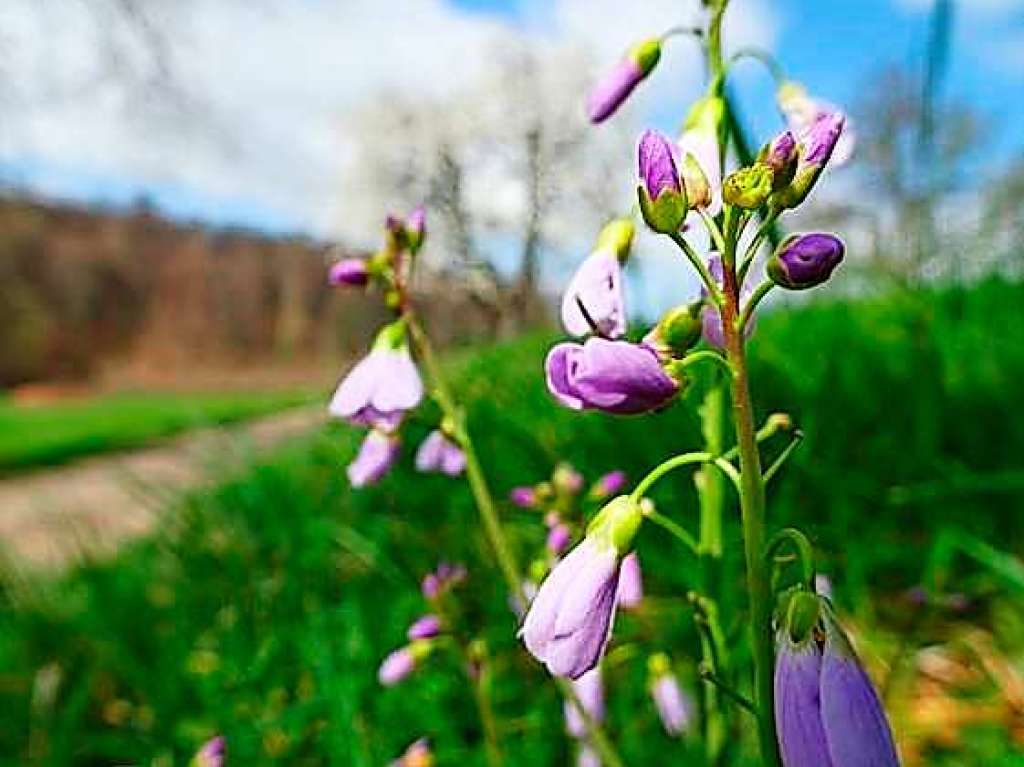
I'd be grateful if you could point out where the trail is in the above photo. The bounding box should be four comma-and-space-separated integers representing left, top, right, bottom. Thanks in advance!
0, 406, 325, 571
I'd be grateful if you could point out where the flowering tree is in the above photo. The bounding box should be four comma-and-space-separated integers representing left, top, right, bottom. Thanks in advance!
324, 2, 901, 766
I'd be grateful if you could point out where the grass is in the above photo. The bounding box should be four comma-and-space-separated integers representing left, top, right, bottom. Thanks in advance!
0, 389, 319, 473
1, 278, 1024, 765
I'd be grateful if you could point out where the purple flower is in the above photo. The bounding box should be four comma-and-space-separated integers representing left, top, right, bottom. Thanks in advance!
775, 607, 900, 767
191, 736, 225, 767
414, 429, 466, 476
651, 672, 695, 736
421, 573, 440, 600
775, 110, 847, 210
778, 81, 855, 167
577, 745, 600, 767
700, 256, 755, 350
509, 486, 537, 508
407, 614, 442, 641
547, 523, 572, 555
587, 38, 661, 123
378, 643, 430, 687
545, 338, 679, 415
616, 551, 643, 609
347, 430, 400, 488
520, 496, 641, 679
560, 249, 627, 339
563, 668, 604, 738
329, 323, 423, 431
422, 561, 467, 600
406, 205, 426, 253
592, 470, 626, 499
638, 130, 686, 234
328, 258, 369, 287
768, 232, 845, 290
760, 130, 799, 191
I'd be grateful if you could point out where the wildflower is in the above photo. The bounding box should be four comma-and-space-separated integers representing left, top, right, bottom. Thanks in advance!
553, 463, 585, 495
591, 470, 626, 500
564, 668, 604, 738
587, 38, 662, 123
407, 614, 442, 641
759, 130, 799, 191
773, 112, 846, 211
392, 738, 434, 767
422, 562, 467, 600
328, 258, 369, 287
414, 429, 466, 477
191, 736, 225, 767
678, 95, 725, 220
616, 552, 643, 609
768, 232, 845, 290
347, 430, 400, 488
560, 220, 633, 338
637, 129, 687, 234
648, 654, 695, 737
379, 641, 432, 687
406, 205, 427, 254
545, 337, 680, 415
520, 496, 642, 678
547, 523, 572, 556
777, 81, 855, 167
774, 593, 900, 767
329, 320, 423, 431
509, 486, 537, 508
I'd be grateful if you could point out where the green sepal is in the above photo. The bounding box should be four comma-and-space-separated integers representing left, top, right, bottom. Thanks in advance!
723, 164, 774, 210
638, 185, 687, 235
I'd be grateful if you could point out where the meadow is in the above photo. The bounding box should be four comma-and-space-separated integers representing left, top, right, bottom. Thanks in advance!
1, 278, 1023, 766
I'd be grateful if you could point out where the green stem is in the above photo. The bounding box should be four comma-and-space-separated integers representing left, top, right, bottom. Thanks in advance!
645, 509, 699, 554
737, 280, 775, 335
677, 350, 734, 379
472, 657, 504, 767
763, 430, 804, 484
719, 252, 781, 766
630, 451, 714, 505
670, 232, 722, 303
765, 528, 816, 591
739, 210, 780, 286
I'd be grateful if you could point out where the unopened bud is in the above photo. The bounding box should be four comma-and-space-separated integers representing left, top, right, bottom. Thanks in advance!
758, 131, 798, 191
784, 591, 823, 644
768, 232, 845, 290
587, 495, 643, 554
646, 302, 702, 359
587, 38, 662, 123
723, 164, 774, 209
638, 130, 687, 234
680, 152, 711, 209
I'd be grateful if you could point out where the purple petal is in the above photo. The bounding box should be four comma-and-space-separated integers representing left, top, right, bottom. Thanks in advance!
564, 667, 605, 737
414, 430, 446, 473
587, 60, 644, 123
545, 343, 586, 410
774, 638, 834, 767
616, 551, 643, 609
347, 431, 399, 488
372, 348, 423, 413
520, 538, 596, 662
560, 250, 626, 338
407, 614, 442, 640
378, 647, 416, 686
193, 736, 226, 767
439, 440, 466, 476
652, 674, 694, 736
638, 129, 681, 200
565, 338, 678, 414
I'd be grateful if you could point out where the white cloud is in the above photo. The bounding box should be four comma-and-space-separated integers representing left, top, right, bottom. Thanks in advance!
0, 0, 777, 244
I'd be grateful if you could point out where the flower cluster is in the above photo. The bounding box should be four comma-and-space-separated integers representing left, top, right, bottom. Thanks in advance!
327, 209, 466, 487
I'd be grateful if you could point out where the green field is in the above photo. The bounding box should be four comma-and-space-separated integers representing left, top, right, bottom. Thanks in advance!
0, 390, 319, 473
1, 279, 1023, 765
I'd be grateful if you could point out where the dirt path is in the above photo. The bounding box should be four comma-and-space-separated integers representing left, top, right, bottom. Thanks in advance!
0, 406, 326, 571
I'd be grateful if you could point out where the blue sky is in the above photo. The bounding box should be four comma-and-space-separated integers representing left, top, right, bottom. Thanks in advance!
0, 0, 1021, 237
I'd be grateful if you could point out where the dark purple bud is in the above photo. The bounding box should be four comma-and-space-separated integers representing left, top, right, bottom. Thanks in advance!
407, 614, 442, 641
637, 130, 687, 234
328, 258, 369, 287
545, 337, 680, 415
587, 38, 661, 123
768, 232, 845, 290
346, 430, 400, 488
510, 486, 537, 508
191, 736, 225, 767
563, 667, 605, 737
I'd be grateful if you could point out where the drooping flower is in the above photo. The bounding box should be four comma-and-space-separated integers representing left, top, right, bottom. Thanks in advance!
563, 668, 605, 738
774, 594, 900, 767
379, 641, 432, 687
768, 232, 845, 290
191, 736, 226, 767
591, 470, 627, 500
421, 562, 467, 600
678, 95, 725, 222
777, 81, 855, 167
329, 320, 423, 431
520, 496, 642, 678
545, 338, 680, 415
648, 654, 695, 737
700, 256, 755, 350
407, 614, 442, 641
509, 486, 538, 508
773, 111, 846, 210
587, 38, 662, 123
347, 429, 400, 488
616, 551, 643, 609
414, 429, 466, 476
391, 738, 434, 767
560, 220, 633, 339
328, 258, 369, 287
637, 129, 687, 234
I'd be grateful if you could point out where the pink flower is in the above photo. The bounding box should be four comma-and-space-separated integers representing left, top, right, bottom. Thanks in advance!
563, 668, 604, 738
561, 249, 627, 339
616, 552, 643, 609
347, 430, 400, 488
414, 430, 466, 476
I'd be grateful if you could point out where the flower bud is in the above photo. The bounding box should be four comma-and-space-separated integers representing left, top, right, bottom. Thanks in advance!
590, 470, 626, 500
595, 217, 635, 263
553, 463, 584, 495
407, 614, 442, 641
768, 232, 845, 290
406, 205, 426, 254
509, 486, 537, 508
784, 590, 822, 644
587, 495, 642, 554
645, 302, 703, 359
587, 38, 661, 123
773, 112, 845, 210
191, 736, 225, 767
723, 164, 774, 209
637, 130, 687, 234
758, 130, 798, 191
328, 258, 369, 287
547, 523, 572, 555
680, 152, 711, 209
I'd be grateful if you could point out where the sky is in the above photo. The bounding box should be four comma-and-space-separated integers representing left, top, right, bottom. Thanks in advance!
0, 0, 1021, 245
